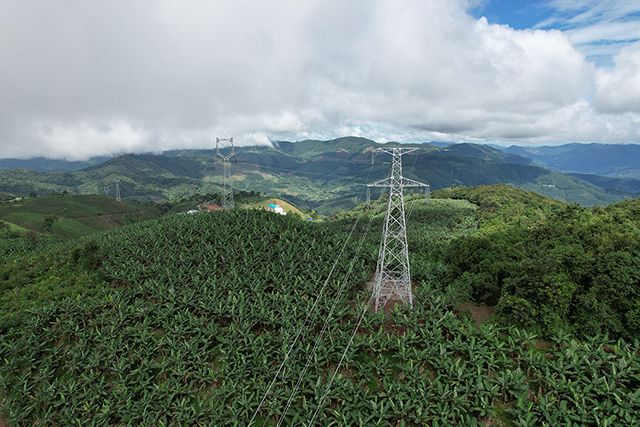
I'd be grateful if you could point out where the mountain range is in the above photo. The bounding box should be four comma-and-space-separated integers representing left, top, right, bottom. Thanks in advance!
1, 138, 639, 215
0, 156, 112, 172
502, 143, 640, 178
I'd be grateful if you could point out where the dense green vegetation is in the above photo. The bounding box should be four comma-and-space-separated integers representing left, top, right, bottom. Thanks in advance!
1, 194, 639, 425
0, 155, 222, 203
434, 185, 640, 340
0, 238, 107, 332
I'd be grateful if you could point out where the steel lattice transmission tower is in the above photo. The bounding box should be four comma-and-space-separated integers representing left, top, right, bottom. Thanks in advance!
216, 137, 235, 210
368, 148, 428, 312
113, 178, 121, 202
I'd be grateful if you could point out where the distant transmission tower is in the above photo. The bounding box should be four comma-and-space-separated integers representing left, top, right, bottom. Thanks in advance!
368, 148, 428, 312
114, 178, 121, 202
216, 137, 235, 209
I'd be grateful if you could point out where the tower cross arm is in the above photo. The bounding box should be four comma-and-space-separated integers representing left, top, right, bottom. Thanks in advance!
367, 177, 429, 188
399, 177, 429, 188
375, 147, 417, 156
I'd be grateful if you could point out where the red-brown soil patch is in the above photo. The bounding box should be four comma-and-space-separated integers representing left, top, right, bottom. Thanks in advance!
0, 405, 8, 427
364, 280, 414, 315
201, 203, 224, 211
374, 298, 409, 315
458, 303, 495, 325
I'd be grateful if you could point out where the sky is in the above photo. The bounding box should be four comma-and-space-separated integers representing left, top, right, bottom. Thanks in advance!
0, 0, 639, 160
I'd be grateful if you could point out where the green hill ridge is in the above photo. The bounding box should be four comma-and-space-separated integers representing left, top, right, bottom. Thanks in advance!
1, 138, 636, 215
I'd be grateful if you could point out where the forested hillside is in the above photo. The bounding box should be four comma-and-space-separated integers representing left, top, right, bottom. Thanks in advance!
442, 143, 533, 165
434, 185, 640, 340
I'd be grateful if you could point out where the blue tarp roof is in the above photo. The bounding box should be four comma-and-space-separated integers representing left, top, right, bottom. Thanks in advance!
268, 204, 277, 208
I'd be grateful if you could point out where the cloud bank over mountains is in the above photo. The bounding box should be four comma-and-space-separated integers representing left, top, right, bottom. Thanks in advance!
0, 0, 639, 160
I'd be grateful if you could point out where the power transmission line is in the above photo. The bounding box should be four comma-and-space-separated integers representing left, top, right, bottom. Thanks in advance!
276, 216, 375, 427
306, 287, 371, 427
248, 214, 364, 427
250, 152, 378, 427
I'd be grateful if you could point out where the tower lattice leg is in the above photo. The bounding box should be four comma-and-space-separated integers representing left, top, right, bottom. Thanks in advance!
222, 161, 234, 209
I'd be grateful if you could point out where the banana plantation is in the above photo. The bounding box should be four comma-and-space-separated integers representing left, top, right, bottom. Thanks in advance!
1, 208, 639, 426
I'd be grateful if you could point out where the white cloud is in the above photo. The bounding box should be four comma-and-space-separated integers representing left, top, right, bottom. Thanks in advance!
310, 11, 592, 139
0, 0, 638, 160
32, 120, 150, 161
594, 42, 640, 113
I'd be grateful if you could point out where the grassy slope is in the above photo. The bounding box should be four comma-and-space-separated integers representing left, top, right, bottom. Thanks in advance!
0, 239, 106, 331
1, 221, 30, 233
257, 197, 307, 218
0, 195, 161, 239
0, 193, 16, 203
